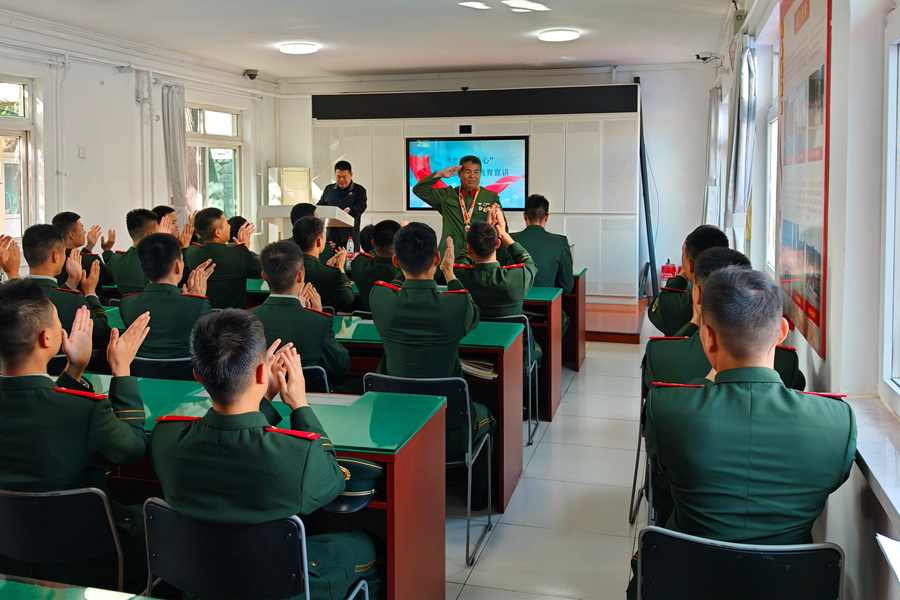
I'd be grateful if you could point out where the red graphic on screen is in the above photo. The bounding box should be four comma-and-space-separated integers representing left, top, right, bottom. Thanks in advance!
484, 175, 524, 195
409, 154, 448, 189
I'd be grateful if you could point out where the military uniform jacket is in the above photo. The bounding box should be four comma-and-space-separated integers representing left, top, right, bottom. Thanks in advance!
119, 283, 211, 359
286, 236, 335, 265
185, 242, 261, 309
28, 275, 111, 345
150, 402, 345, 524
510, 225, 574, 293
645, 367, 857, 545
648, 274, 693, 337
249, 295, 350, 382
412, 173, 502, 256
351, 252, 399, 311
102, 246, 191, 295
453, 242, 537, 318
370, 278, 480, 378
303, 254, 355, 312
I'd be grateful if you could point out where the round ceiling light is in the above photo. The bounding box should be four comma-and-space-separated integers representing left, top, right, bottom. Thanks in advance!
280, 42, 319, 55
537, 29, 580, 42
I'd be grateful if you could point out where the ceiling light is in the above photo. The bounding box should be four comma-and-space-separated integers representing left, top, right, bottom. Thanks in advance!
511, 8, 531, 11
502, 1, 551, 11
459, 1, 491, 8
279, 43, 319, 55
538, 29, 580, 42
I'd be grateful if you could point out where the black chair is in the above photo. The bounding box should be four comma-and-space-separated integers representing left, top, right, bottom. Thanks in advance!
143, 498, 368, 600
322, 306, 335, 316
303, 366, 330, 393
131, 357, 194, 381
351, 310, 373, 320
629, 355, 652, 525
363, 373, 492, 566
108, 298, 122, 308
47, 353, 67, 377
637, 526, 844, 600
0, 487, 124, 591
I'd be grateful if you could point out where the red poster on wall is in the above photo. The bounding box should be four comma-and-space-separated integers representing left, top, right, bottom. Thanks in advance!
779, 0, 830, 357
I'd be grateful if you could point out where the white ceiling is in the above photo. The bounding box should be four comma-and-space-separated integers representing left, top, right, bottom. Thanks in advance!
0, 0, 730, 80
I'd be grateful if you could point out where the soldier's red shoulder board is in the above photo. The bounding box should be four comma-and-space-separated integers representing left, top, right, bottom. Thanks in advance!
114, 250, 127, 254
156, 416, 202, 422
652, 382, 705, 388
305, 307, 333, 317
181, 293, 208, 299
359, 251, 373, 258
81, 252, 98, 257
439, 290, 468, 294
265, 427, 320, 440
122, 293, 141, 297
453, 264, 474, 269
798, 391, 847, 399
53, 287, 84, 295
374, 281, 400, 291
501, 263, 526, 269
649, 336, 690, 340
776, 345, 797, 352
660, 287, 689, 293
191, 242, 203, 247
53, 387, 106, 400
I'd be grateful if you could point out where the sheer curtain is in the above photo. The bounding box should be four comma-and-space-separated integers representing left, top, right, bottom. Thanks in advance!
161, 84, 189, 208
702, 86, 724, 226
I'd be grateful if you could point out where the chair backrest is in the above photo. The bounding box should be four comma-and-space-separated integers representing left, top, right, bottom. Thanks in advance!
481, 314, 533, 364
131, 357, 194, 381
351, 310, 373, 319
321, 306, 335, 316
108, 298, 122, 308
47, 354, 67, 377
144, 498, 307, 600
0, 488, 122, 588
363, 373, 470, 431
303, 366, 329, 393
638, 526, 844, 600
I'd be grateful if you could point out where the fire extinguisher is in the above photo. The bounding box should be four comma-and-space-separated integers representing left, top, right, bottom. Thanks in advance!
661, 259, 676, 286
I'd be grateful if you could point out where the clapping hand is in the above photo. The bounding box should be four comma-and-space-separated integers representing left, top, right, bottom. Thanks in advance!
232, 222, 255, 247
84, 225, 102, 252
65, 248, 83, 290
0, 235, 21, 279
441, 236, 456, 280
273, 346, 308, 410
81, 260, 100, 297
107, 312, 150, 377
264, 339, 293, 401
159, 215, 173, 236
183, 259, 214, 296
299, 282, 323, 312
101, 229, 116, 252
177, 221, 194, 249
61, 306, 94, 381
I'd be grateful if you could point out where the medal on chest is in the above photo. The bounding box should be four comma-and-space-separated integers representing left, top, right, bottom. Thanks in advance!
459, 188, 480, 231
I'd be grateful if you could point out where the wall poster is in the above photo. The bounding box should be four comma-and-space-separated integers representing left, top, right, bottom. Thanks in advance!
779, 0, 830, 357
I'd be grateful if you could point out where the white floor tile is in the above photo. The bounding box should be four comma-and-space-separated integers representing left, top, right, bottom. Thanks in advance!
446, 482, 493, 523
501, 477, 636, 538
557, 392, 641, 422
561, 368, 577, 392
446, 517, 496, 583
541, 415, 639, 450
579, 358, 642, 379
459, 584, 577, 600
585, 342, 644, 361
524, 443, 637, 488
447, 582, 464, 600
466, 524, 632, 600
567, 374, 641, 398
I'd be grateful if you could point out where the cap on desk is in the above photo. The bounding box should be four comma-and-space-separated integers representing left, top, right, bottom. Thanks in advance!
323, 457, 384, 514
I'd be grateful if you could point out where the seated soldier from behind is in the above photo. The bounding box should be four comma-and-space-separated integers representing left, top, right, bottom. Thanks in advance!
250, 241, 350, 384
293, 216, 355, 312
358, 224, 375, 255
120, 233, 214, 359
52, 211, 116, 297
0, 280, 151, 590
648, 224, 729, 336
22, 224, 111, 346
352, 219, 402, 312
150, 310, 382, 599
369, 223, 495, 510
626, 266, 857, 597
186, 207, 261, 309
285, 203, 335, 264
228, 215, 247, 234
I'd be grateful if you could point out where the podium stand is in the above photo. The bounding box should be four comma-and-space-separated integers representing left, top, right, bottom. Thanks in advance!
257, 204, 354, 241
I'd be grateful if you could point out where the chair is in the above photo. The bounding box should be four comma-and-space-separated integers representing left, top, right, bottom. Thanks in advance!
351, 310, 373, 320
322, 306, 335, 316
363, 373, 492, 566
629, 353, 653, 525
0, 487, 124, 591
131, 357, 194, 381
108, 298, 122, 308
47, 353, 67, 377
637, 526, 844, 600
482, 315, 539, 446
303, 366, 330, 393
143, 498, 368, 600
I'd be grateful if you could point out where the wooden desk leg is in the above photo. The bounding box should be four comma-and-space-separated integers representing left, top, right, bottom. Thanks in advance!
543, 297, 563, 422
563, 276, 587, 372
496, 334, 524, 512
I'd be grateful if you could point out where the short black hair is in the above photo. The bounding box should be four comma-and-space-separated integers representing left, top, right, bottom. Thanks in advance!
190, 309, 267, 405
260, 241, 305, 294
694, 247, 752, 287
51, 211, 81, 236
459, 156, 482, 169
393, 222, 437, 277
137, 233, 183, 282
701, 267, 783, 361
685, 225, 729, 261
152, 206, 176, 223
466, 221, 499, 260
22, 224, 65, 266
359, 225, 375, 254
334, 160, 352, 173
372, 220, 401, 251
194, 207, 226, 241
290, 203, 317, 224
524, 194, 550, 222
0, 279, 54, 366
126, 209, 160, 240
292, 216, 325, 252
228, 216, 247, 234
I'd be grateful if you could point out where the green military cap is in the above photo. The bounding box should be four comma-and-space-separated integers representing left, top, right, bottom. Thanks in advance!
323, 457, 384, 514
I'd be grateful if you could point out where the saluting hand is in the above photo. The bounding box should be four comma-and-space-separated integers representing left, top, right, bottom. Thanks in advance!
101, 229, 116, 252
65, 248, 83, 290
108, 312, 150, 378
62, 306, 94, 381
435, 166, 461, 179
275, 347, 308, 410
81, 259, 100, 297
84, 224, 102, 252
183, 259, 214, 296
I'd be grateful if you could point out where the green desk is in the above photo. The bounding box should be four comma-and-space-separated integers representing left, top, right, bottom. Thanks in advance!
523, 287, 563, 421
0, 573, 136, 599
563, 268, 587, 372
105, 383, 446, 600
104, 306, 125, 330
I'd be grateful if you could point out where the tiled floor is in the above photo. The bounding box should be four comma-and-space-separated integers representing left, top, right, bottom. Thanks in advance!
445, 323, 657, 600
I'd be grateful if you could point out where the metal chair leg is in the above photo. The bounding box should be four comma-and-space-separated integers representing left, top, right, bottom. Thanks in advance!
526, 363, 539, 446
628, 424, 645, 524
465, 435, 494, 567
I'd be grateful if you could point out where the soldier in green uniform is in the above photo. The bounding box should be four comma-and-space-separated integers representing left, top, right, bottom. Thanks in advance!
250, 241, 350, 384
358, 224, 375, 255
293, 216, 355, 312
119, 233, 214, 359
626, 267, 857, 598
149, 310, 382, 600
22, 224, 111, 346
51, 211, 116, 297
284, 203, 335, 264
648, 225, 729, 336
185, 207, 261, 309
351, 219, 402, 311
369, 222, 495, 510
412, 156, 504, 260
510, 194, 574, 335
0, 281, 151, 590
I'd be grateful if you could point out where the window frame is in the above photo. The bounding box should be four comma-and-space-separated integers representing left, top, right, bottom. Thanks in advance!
0, 75, 34, 238
185, 105, 243, 213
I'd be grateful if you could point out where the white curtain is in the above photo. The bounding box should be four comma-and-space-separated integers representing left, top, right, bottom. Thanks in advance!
161, 84, 188, 207
702, 86, 723, 226
723, 34, 758, 252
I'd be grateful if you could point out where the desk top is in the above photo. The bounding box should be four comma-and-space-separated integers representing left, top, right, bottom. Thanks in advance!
0, 573, 136, 599
333, 317, 523, 350
104, 306, 125, 329
523, 287, 562, 303
574, 268, 587, 278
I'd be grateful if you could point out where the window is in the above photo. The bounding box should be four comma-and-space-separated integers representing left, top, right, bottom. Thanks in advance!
1, 134, 27, 237
185, 107, 242, 216
0, 82, 24, 117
